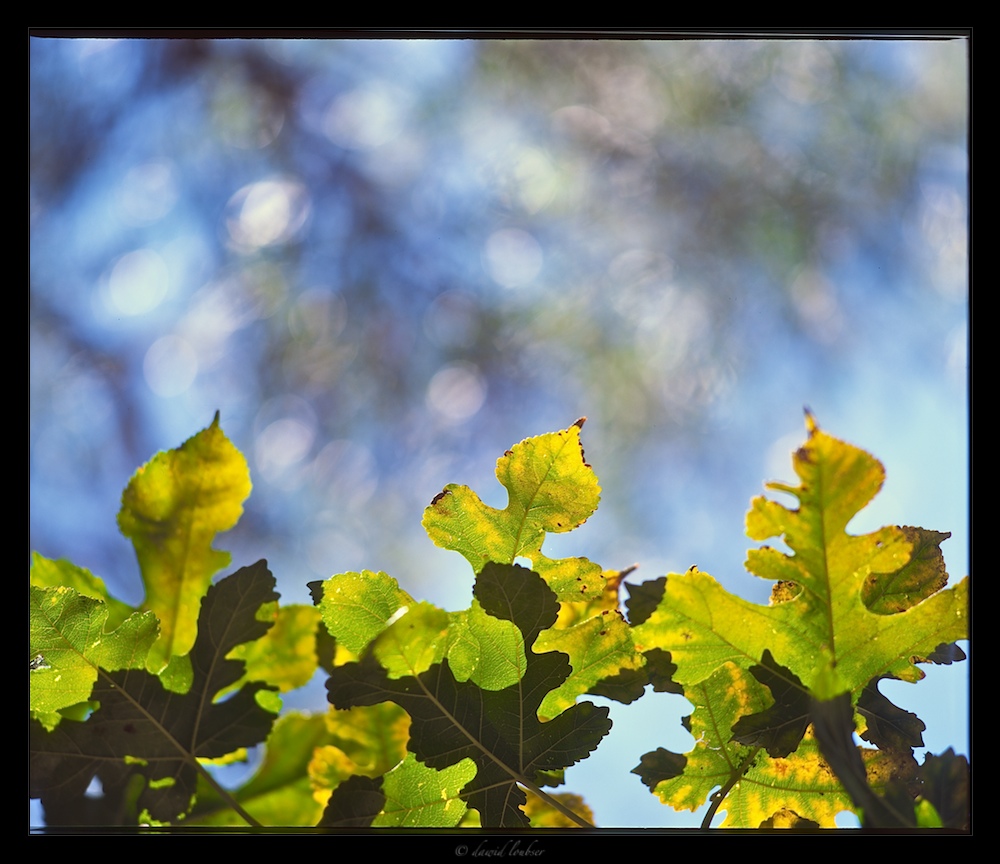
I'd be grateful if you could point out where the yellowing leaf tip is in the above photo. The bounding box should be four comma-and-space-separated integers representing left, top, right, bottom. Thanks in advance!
803, 407, 818, 434
573, 417, 587, 429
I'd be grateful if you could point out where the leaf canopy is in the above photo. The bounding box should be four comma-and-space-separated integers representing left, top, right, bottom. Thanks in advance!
324, 562, 613, 827
30, 561, 280, 823
631, 414, 968, 826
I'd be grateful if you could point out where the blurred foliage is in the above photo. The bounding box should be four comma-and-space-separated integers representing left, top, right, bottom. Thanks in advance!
30, 36, 967, 612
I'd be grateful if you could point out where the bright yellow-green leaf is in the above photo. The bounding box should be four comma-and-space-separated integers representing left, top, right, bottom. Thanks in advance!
446, 600, 525, 690
372, 754, 476, 827
309, 704, 411, 808
422, 420, 605, 600
639, 663, 895, 828
29, 585, 158, 724
914, 798, 944, 828
373, 602, 451, 679
30, 553, 135, 631
316, 570, 415, 657
117, 413, 251, 672
535, 608, 643, 719
634, 415, 968, 697
318, 572, 528, 690
190, 712, 331, 827
229, 604, 322, 692
633, 415, 968, 827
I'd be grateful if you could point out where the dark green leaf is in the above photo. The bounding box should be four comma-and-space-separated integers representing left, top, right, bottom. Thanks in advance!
30, 561, 279, 824
632, 748, 687, 791
624, 577, 666, 626
326, 563, 611, 827
318, 775, 385, 828
919, 749, 969, 831
730, 650, 810, 758
857, 678, 925, 752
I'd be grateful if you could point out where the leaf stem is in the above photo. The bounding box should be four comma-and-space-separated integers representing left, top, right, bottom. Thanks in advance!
700, 746, 760, 830
414, 674, 594, 828
99, 667, 265, 828
190, 760, 263, 828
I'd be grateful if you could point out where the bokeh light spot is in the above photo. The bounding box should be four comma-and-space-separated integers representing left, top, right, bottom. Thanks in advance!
426, 362, 487, 424
144, 334, 198, 397
484, 228, 543, 289
226, 178, 310, 251
104, 248, 170, 316
323, 83, 410, 150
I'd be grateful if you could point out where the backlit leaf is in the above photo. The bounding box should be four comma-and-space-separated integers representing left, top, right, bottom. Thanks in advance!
29, 585, 158, 725
30, 561, 279, 824
325, 563, 611, 828
372, 753, 476, 827
117, 413, 252, 672
228, 604, 322, 693
422, 421, 605, 601
632, 415, 968, 826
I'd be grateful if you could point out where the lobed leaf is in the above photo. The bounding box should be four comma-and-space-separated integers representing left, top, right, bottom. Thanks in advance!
635, 663, 903, 827
118, 412, 252, 672
325, 563, 611, 828
30, 561, 280, 824
30, 584, 158, 725
634, 415, 968, 698
422, 420, 605, 601
631, 414, 969, 827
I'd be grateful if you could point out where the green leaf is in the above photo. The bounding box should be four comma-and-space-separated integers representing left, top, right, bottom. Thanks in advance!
632, 414, 968, 826
316, 570, 527, 690
326, 563, 611, 828
638, 663, 902, 828
315, 570, 415, 657
30, 561, 279, 825
189, 712, 331, 827
422, 420, 605, 601
534, 606, 645, 719
29, 585, 158, 725
117, 412, 252, 672
372, 754, 476, 827
634, 415, 968, 696
228, 604, 322, 693
30, 553, 136, 631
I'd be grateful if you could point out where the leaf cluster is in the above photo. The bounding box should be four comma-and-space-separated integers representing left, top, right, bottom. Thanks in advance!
30, 412, 968, 830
